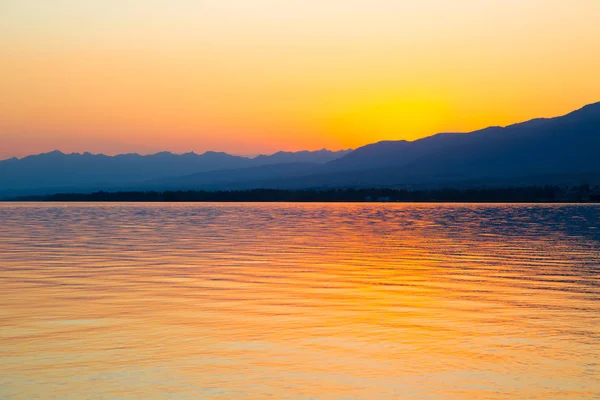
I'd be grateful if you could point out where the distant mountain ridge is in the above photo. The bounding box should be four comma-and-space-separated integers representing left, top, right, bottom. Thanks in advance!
320, 101, 600, 181
146, 101, 600, 191
1, 101, 599, 198
0, 148, 351, 195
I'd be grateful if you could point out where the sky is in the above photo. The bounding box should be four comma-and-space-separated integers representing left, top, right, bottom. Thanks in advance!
1, 0, 600, 159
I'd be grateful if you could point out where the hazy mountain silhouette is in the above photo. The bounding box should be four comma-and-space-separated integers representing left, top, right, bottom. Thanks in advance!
133, 102, 599, 191
0, 150, 248, 191
326, 102, 600, 174
252, 149, 351, 165
1, 102, 599, 197
148, 101, 600, 191
144, 162, 323, 191
255, 101, 600, 189
0, 149, 351, 195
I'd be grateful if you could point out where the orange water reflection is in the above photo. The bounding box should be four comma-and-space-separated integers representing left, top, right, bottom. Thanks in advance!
1, 203, 599, 399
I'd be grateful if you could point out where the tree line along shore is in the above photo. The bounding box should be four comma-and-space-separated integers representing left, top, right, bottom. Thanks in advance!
9, 185, 600, 203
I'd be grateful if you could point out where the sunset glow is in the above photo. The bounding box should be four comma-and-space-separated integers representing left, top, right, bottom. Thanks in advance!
2, 0, 600, 158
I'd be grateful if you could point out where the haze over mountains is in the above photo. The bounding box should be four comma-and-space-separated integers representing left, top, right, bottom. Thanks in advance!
1, 101, 599, 198
0, 149, 351, 196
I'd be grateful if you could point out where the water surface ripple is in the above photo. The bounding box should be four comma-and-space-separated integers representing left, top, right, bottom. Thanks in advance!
1, 203, 599, 399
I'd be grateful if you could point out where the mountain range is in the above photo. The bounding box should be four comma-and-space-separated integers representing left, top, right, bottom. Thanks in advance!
1, 101, 599, 198
0, 149, 351, 197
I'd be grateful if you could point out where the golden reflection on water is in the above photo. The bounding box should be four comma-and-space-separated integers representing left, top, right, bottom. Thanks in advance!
1, 203, 599, 399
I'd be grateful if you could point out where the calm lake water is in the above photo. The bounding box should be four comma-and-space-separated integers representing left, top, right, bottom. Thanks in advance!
1, 203, 599, 399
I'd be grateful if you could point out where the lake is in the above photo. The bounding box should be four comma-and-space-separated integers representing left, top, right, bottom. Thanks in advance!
1, 203, 599, 399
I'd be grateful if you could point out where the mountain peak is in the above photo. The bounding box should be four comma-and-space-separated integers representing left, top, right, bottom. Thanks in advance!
201, 151, 232, 157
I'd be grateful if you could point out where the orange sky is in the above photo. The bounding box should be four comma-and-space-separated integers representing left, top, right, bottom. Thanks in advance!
1, 0, 600, 159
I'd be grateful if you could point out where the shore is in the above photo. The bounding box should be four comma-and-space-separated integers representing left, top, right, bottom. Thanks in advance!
6, 186, 600, 203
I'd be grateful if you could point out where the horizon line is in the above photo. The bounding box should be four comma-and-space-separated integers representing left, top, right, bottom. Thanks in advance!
2, 99, 598, 162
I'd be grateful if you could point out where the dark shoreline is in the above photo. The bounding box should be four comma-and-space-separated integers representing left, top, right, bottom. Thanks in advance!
5, 186, 600, 203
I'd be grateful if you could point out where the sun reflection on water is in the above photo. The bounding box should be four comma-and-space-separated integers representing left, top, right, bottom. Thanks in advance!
0, 203, 599, 399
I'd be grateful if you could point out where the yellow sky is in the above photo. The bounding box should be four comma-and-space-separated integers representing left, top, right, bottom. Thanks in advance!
1, 0, 599, 158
